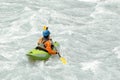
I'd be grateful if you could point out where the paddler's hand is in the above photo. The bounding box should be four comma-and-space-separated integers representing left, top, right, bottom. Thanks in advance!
56, 52, 59, 54
38, 43, 40, 45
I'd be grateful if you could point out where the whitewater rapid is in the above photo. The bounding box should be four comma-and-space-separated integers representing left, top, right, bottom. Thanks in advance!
0, 0, 120, 80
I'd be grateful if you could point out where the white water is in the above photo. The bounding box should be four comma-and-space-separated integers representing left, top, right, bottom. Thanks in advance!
0, 0, 120, 80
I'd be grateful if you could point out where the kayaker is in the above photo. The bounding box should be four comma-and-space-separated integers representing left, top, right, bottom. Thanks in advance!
37, 28, 58, 55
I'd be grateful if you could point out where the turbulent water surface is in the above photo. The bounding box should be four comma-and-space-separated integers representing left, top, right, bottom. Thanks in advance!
0, 0, 120, 80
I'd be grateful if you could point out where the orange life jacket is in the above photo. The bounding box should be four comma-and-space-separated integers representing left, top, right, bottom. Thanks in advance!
38, 37, 57, 55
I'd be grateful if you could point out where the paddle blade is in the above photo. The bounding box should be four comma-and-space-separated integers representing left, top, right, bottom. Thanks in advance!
60, 57, 67, 64
43, 26, 48, 30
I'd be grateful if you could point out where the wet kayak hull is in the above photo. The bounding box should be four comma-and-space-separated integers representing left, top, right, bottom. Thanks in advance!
27, 42, 59, 60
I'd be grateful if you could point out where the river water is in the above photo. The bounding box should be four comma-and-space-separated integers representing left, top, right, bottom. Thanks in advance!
0, 0, 120, 80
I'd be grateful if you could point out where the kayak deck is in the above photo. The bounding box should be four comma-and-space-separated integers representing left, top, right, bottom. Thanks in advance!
27, 41, 59, 60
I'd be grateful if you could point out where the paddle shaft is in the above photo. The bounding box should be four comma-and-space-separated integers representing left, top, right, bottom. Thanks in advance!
57, 52, 61, 57
54, 45, 61, 58
54, 43, 67, 64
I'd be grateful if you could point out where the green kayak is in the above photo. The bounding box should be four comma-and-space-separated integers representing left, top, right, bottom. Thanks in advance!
27, 41, 59, 60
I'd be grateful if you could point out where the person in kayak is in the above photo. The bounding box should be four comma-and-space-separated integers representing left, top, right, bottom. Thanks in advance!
36, 28, 58, 55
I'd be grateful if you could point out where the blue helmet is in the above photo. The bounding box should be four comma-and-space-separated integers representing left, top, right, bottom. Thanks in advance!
43, 30, 50, 37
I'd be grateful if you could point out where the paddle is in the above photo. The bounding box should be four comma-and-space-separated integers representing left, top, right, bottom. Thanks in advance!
54, 42, 67, 64
43, 26, 48, 30
57, 52, 67, 64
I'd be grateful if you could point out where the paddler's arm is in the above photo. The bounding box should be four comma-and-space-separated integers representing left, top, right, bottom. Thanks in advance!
45, 41, 57, 55
37, 37, 42, 45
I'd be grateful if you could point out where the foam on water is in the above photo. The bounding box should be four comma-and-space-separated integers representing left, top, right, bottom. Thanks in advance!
0, 0, 120, 80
